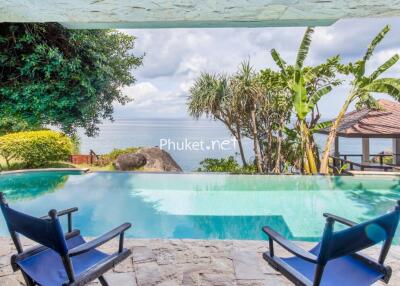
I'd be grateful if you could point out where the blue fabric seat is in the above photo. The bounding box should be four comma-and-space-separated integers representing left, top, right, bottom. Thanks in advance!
262, 201, 400, 286
17, 235, 108, 286
0, 192, 132, 286
282, 243, 384, 286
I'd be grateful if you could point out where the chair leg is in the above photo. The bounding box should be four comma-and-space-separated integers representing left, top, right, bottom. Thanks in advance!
99, 275, 109, 286
21, 271, 36, 286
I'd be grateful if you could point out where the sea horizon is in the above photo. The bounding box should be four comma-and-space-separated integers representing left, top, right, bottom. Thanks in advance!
77, 118, 394, 171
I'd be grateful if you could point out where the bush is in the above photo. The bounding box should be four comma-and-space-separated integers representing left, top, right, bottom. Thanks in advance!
197, 156, 257, 174
95, 147, 140, 167
0, 130, 73, 168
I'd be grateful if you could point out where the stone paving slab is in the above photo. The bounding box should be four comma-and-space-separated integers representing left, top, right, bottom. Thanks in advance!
0, 237, 398, 286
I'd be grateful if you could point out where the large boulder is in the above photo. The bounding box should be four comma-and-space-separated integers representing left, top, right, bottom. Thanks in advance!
114, 153, 147, 171
138, 147, 182, 172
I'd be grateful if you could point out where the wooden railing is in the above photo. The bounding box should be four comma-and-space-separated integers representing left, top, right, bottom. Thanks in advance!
339, 153, 400, 165
70, 149, 99, 165
329, 155, 400, 173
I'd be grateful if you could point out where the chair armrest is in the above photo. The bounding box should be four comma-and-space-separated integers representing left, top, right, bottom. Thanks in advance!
323, 213, 356, 227
68, 223, 131, 257
41, 207, 78, 232
40, 207, 78, 219
262, 226, 318, 263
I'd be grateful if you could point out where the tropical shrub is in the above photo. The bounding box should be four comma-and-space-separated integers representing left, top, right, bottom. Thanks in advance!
197, 156, 257, 174
0, 130, 73, 168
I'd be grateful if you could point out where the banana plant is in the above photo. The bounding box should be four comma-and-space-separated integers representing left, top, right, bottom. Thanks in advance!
320, 25, 400, 173
271, 27, 333, 174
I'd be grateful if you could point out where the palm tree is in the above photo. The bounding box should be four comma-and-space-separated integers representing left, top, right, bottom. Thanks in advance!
188, 73, 248, 166
320, 25, 400, 173
231, 61, 264, 173
271, 27, 333, 174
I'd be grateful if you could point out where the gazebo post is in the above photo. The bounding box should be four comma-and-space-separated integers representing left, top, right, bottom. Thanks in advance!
333, 136, 340, 167
334, 137, 339, 157
393, 138, 400, 166
362, 137, 370, 163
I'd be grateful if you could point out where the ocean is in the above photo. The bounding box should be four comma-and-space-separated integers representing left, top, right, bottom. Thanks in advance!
78, 119, 393, 171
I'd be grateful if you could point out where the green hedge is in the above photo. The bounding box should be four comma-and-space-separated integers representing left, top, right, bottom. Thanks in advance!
197, 156, 257, 174
0, 130, 73, 168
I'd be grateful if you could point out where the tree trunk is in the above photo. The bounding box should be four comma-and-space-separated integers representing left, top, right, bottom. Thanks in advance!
235, 125, 247, 167
250, 108, 263, 173
4, 157, 10, 168
300, 122, 318, 174
306, 142, 318, 174
303, 154, 311, 174
320, 95, 354, 174
219, 119, 247, 167
273, 129, 283, 173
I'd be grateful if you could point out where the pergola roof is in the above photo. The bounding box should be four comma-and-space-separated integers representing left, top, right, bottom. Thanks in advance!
1, 1, 400, 29
318, 99, 400, 138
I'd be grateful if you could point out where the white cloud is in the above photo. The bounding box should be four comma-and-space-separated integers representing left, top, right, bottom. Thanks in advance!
122, 82, 158, 101
115, 18, 400, 119
179, 81, 193, 93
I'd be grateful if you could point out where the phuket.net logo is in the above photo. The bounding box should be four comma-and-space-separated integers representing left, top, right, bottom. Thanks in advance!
159, 138, 237, 151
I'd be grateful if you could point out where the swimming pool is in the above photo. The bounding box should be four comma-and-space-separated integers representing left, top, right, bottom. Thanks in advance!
0, 171, 399, 242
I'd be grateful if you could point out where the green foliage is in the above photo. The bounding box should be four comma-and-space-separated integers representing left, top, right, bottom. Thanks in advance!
188, 71, 249, 167
0, 23, 142, 136
95, 147, 140, 167
197, 156, 239, 172
310, 121, 332, 133
70, 135, 81, 154
197, 156, 257, 174
296, 27, 314, 69
0, 130, 73, 168
270, 27, 341, 174
0, 115, 42, 136
189, 40, 340, 174
270, 29, 340, 122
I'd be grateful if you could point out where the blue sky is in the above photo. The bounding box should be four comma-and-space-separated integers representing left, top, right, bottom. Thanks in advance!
113, 18, 400, 120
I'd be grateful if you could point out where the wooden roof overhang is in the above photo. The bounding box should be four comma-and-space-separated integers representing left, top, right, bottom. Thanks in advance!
316, 99, 400, 139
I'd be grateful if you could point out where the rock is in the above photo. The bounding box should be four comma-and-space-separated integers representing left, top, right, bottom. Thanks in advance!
137, 147, 182, 172
114, 153, 147, 171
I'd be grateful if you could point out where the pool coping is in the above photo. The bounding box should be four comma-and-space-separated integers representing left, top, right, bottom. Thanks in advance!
1, 168, 400, 178
87, 170, 400, 178
0, 168, 89, 176
349, 170, 400, 177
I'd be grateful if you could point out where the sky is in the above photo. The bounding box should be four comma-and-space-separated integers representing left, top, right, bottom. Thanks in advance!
113, 17, 400, 120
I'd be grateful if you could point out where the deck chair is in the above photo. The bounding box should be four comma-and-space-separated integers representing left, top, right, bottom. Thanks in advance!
0, 192, 132, 286
262, 200, 400, 286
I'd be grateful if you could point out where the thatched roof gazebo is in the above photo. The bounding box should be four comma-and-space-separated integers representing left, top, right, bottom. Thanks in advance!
317, 99, 400, 167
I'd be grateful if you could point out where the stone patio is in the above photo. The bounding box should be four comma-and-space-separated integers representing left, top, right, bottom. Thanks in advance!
0, 237, 399, 286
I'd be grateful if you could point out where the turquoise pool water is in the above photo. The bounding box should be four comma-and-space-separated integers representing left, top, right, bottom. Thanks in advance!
0, 171, 399, 242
